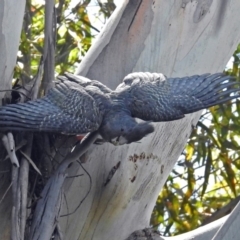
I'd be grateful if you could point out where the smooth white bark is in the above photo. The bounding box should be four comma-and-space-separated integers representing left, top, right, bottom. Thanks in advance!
163, 216, 228, 240
58, 1, 240, 240
0, 0, 26, 239
0, 0, 26, 100
213, 201, 240, 240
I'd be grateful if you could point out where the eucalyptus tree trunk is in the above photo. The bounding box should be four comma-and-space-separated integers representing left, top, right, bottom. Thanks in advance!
0, 0, 26, 239
60, 1, 240, 240
1, 1, 240, 240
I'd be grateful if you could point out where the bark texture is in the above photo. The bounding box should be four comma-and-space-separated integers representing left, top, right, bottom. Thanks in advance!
1, 0, 240, 240
0, 0, 26, 239
60, 1, 240, 240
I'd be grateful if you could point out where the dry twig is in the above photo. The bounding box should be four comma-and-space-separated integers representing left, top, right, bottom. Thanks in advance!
29, 131, 98, 240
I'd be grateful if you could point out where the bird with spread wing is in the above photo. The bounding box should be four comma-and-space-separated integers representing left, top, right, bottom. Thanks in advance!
0, 72, 239, 145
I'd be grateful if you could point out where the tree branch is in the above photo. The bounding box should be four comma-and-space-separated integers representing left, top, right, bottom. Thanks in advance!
41, 0, 55, 94
29, 131, 99, 240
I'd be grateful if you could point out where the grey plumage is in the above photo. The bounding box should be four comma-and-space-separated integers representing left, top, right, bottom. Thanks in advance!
0, 72, 239, 145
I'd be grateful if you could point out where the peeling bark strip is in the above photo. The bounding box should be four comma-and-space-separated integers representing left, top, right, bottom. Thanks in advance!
41, 0, 56, 94
28, 132, 98, 240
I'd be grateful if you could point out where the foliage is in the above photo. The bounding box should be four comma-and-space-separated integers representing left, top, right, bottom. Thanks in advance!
16, 0, 115, 82
151, 45, 240, 236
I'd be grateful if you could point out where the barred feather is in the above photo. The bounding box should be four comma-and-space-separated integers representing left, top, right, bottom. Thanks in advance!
0, 79, 104, 134
0, 72, 239, 145
122, 72, 240, 121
